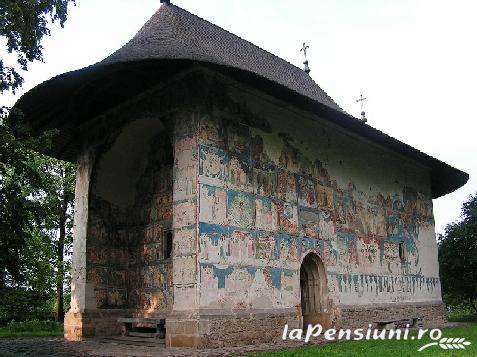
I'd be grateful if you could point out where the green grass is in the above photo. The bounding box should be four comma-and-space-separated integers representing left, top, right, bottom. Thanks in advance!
0, 320, 63, 338
248, 324, 477, 357
448, 309, 477, 323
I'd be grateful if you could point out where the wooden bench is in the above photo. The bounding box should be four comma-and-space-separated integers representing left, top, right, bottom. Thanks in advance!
374, 316, 422, 329
118, 317, 166, 339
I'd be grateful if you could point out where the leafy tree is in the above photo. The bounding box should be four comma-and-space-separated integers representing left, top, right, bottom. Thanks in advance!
0, 108, 57, 285
0, 0, 76, 322
1, 1, 75, 92
0, 130, 75, 322
0, 227, 56, 322
438, 193, 477, 313
41, 161, 75, 322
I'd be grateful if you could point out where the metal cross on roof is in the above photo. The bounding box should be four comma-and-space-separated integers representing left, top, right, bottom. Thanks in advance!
300, 42, 310, 60
300, 42, 311, 74
356, 94, 367, 111
356, 94, 367, 123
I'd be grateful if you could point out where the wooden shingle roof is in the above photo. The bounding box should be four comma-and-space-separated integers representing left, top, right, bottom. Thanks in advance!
101, 4, 342, 112
14, 3, 468, 198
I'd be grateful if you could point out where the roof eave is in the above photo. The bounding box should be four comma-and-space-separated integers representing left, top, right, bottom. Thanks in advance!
13, 59, 468, 199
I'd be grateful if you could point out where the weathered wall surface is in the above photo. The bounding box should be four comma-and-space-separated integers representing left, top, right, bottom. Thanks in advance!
66, 85, 184, 339
128, 136, 173, 311
339, 302, 447, 329
86, 118, 174, 313
66, 69, 445, 344
86, 196, 130, 308
196, 81, 441, 315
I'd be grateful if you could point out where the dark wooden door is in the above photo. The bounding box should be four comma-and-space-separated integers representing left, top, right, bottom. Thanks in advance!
300, 254, 331, 328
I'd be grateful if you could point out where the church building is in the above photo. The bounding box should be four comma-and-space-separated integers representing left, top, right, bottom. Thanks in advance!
15, 2, 468, 348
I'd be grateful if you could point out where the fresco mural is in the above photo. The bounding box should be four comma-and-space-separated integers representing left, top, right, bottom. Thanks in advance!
196, 111, 439, 311
80, 93, 440, 334
85, 105, 439, 318
87, 133, 174, 312
127, 135, 173, 311
86, 197, 129, 309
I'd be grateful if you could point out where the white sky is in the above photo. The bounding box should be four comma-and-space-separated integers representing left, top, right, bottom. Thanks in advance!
2, 0, 476, 234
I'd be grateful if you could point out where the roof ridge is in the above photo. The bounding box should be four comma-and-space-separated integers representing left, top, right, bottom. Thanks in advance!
101, 3, 342, 112
169, 4, 304, 73
165, 4, 342, 111
168, 4, 342, 110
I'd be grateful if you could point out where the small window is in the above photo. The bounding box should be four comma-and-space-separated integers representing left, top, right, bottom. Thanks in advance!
398, 242, 405, 261
165, 231, 173, 259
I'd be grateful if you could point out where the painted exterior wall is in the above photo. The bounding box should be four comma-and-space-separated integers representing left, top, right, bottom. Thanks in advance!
128, 136, 173, 311
66, 69, 444, 344
86, 120, 174, 313
194, 83, 441, 313
85, 73, 441, 314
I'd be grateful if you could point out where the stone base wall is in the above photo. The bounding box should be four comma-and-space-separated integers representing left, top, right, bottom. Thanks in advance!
165, 317, 201, 348
66, 302, 447, 344
201, 313, 300, 348
166, 311, 300, 348
338, 301, 447, 329
64, 309, 132, 341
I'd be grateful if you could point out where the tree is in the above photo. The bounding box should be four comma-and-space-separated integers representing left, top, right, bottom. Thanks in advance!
0, 0, 75, 283
0, 129, 75, 322
438, 193, 477, 313
42, 161, 75, 322
0, 0, 76, 322
1, 1, 75, 93
0, 144, 76, 322
1, 108, 55, 284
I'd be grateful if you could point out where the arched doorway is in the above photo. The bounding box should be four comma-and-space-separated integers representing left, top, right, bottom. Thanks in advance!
300, 253, 330, 328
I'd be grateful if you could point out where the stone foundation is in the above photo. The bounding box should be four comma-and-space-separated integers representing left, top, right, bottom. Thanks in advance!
165, 317, 201, 348
338, 301, 447, 329
66, 302, 447, 345
64, 309, 132, 341
166, 310, 300, 348
200, 313, 300, 348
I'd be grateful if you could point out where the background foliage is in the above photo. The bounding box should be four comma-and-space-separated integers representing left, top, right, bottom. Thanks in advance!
0, 0, 76, 324
439, 193, 477, 314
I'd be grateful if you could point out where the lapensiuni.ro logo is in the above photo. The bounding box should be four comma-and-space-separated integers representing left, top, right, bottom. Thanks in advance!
282, 324, 472, 352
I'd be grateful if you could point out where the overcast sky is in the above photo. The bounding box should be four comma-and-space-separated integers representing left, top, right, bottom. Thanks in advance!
2, 0, 476, 234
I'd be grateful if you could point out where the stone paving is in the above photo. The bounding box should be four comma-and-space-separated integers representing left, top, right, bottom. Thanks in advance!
2, 322, 469, 356
0, 337, 330, 357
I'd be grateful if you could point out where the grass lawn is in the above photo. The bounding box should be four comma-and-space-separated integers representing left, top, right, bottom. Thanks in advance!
248, 324, 477, 357
0, 321, 63, 338
449, 311, 477, 323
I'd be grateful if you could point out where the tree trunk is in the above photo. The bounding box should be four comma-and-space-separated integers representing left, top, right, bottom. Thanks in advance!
55, 169, 67, 322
